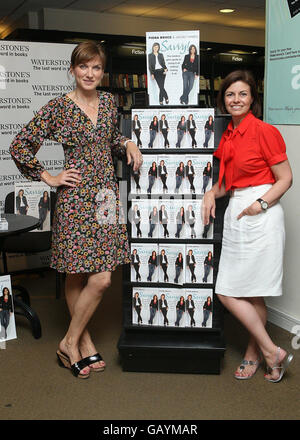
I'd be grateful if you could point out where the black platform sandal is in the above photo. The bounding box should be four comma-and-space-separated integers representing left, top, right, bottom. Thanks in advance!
56, 350, 90, 379
81, 353, 105, 372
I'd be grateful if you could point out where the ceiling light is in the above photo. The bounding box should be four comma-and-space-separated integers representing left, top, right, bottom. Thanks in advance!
219, 9, 235, 13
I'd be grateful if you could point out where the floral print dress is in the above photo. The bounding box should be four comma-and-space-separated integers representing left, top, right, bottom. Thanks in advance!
10, 91, 131, 273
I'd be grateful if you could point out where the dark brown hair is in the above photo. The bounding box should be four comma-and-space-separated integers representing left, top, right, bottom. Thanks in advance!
70, 41, 106, 70
189, 44, 197, 55
217, 70, 261, 117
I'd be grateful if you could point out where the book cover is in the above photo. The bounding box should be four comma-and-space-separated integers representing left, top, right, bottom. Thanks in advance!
185, 154, 213, 195
146, 30, 200, 107
132, 287, 160, 326
166, 154, 186, 195
129, 198, 158, 239
131, 109, 161, 150
0, 275, 17, 342
137, 287, 160, 326
192, 109, 215, 149
130, 154, 159, 195
14, 181, 51, 232
156, 288, 183, 327
158, 110, 179, 149
185, 288, 213, 328
185, 244, 214, 284
130, 243, 158, 283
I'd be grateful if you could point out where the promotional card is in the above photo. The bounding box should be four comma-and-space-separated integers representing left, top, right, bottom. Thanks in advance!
130, 243, 159, 283
0, 275, 17, 342
14, 181, 51, 232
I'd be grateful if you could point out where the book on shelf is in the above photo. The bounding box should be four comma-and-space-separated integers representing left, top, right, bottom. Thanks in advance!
199, 75, 207, 90
199, 76, 211, 91
111, 73, 147, 90
133, 74, 139, 88
101, 72, 110, 87
113, 92, 133, 109
214, 76, 222, 91
133, 91, 147, 107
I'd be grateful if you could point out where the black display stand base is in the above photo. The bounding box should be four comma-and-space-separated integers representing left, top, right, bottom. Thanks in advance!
118, 326, 225, 374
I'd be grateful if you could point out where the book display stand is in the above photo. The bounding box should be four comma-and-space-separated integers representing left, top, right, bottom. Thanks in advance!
117, 35, 230, 371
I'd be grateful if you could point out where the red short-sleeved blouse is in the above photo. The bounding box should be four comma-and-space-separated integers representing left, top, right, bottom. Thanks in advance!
214, 112, 288, 191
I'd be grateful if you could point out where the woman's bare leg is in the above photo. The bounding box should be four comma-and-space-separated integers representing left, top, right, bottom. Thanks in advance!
233, 297, 267, 377
64, 273, 106, 370
218, 294, 286, 380
59, 272, 111, 373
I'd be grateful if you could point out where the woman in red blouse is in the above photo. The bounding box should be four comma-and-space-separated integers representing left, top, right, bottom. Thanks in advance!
202, 70, 293, 383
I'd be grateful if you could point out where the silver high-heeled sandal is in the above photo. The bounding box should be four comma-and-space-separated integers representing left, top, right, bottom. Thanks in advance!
264, 347, 294, 383
234, 355, 262, 380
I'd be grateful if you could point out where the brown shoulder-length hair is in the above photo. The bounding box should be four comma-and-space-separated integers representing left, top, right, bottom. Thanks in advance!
70, 41, 106, 70
217, 70, 261, 118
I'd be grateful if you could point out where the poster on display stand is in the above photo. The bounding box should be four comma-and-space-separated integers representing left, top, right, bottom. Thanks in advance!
0, 275, 17, 342
146, 30, 200, 107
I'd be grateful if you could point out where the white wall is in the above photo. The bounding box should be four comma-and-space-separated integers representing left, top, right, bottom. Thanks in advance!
39, 8, 265, 46
266, 125, 300, 333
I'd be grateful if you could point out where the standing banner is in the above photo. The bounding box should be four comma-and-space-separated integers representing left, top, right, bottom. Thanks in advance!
146, 30, 200, 106
265, 0, 300, 124
0, 41, 76, 269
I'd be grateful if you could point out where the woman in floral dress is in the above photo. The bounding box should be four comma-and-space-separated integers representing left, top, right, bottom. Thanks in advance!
10, 41, 143, 379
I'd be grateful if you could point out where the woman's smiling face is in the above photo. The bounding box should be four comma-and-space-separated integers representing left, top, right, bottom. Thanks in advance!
224, 80, 253, 119
71, 56, 104, 92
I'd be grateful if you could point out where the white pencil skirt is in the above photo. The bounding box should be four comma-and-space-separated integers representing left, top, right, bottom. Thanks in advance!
215, 184, 285, 297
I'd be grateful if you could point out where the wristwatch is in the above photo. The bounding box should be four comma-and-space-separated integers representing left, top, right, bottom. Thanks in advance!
256, 198, 269, 211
